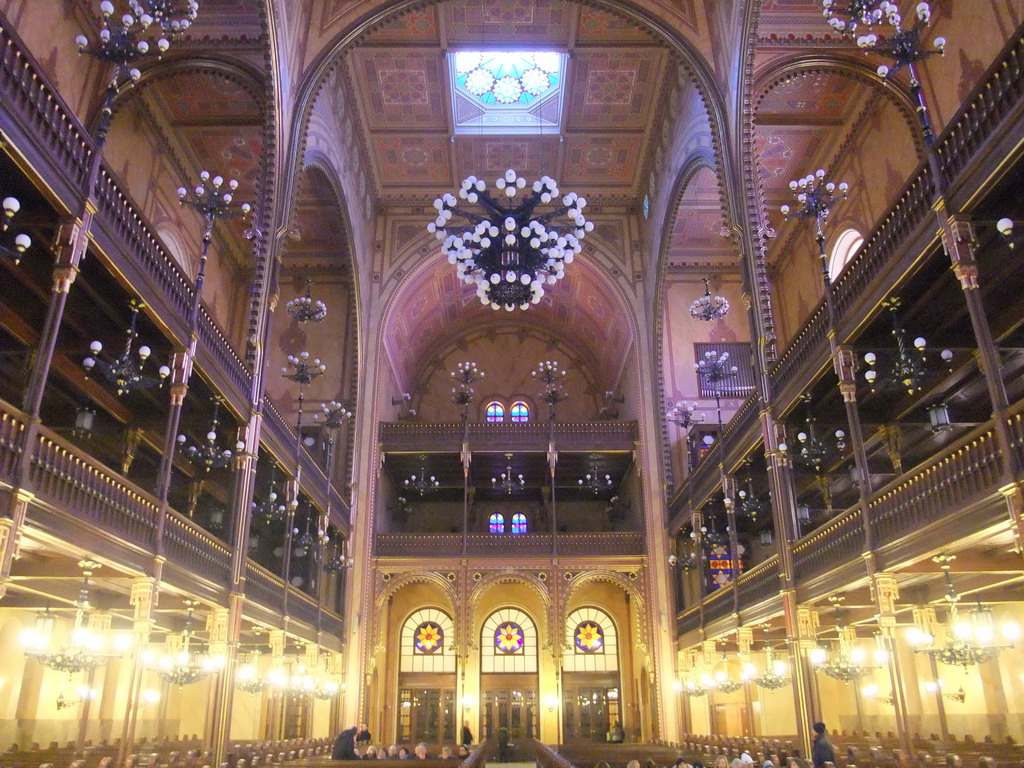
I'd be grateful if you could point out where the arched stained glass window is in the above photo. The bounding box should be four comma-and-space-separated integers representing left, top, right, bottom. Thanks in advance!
511, 513, 528, 535
486, 402, 505, 423
489, 513, 505, 534
510, 402, 530, 423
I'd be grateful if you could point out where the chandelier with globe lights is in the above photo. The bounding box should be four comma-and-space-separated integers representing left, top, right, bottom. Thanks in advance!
404, 455, 440, 496
492, 453, 525, 495
1, 195, 33, 264
286, 279, 328, 324
84, 299, 170, 396
20, 561, 129, 675
809, 597, 885, 683
155, 601, 223, 687
752, 647, 790, 690
906, 555, 1019, 667
690, 278, 730, 322
427, 171, 593, 311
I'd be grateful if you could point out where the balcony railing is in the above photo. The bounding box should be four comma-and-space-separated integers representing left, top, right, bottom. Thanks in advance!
379, 421, 638, 453
736, 556, 780, 610
0, 399, 331, 635
375, 532, 644, 557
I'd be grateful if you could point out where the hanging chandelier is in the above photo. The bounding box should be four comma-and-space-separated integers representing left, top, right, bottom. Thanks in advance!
427, 171, 593, 311
667, 401, 703, 431
710, 654, 743, 694
145, 0, 200, 34
286, 279, 328, 324
789, 395, 845, 472
532, 360, 568, 417
323, 540, 355, 572
450, 361, 484, 412
862, 297, 952, 394
752, 647, 790, 690
906, 555, 1019, 667
20, 561, 125, 675
404, 455, 439, 496
252, 463, 287, 522
84, 300, 170, 395
578, 465, 613, 495
736, 463, 768, 521
690, 278, 729, 322
682, 680, 708, 697
1, 195, 32, 264
236, 656, 267, 694
820, 0, 885, 35
856, 2, 946, 82
491, 453, 525, 495
810, 598, 882, 682
178, 399, 238, 472
156, 601, 223, 687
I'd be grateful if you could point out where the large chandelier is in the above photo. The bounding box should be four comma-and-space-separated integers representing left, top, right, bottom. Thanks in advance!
789, 395, 845, 473
820, 0, 885, 35
2, 195, 33, 264
155, 601, 223, 687
907, 555, 1019, 667
427, 171, 592, 311
84, 299, 170, 395
752, 647, 790, 690
690, 278, 729, 322
710, 654, 742, 694
146, 0, 200, 34
810, 597, 883, 682
20, 561, 125, 674
862, 297, 952, 394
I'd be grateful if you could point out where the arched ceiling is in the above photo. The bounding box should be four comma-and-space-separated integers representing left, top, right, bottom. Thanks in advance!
341, 1, 677, 204
665, 165, 737, 271
383, 255, 634, 391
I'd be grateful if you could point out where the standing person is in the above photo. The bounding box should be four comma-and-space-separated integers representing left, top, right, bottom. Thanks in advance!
332, 726, 358, 760
356, 725, 372, 750
461, 721, 474, 748
811, 722, 836, 768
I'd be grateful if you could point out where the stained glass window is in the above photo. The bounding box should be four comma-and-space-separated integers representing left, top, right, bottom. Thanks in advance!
486, 402, 505, 423
494, 622, 524, 654
489, 513, 505, 535
449, 52, 567, 134
510, 402, 529, 423
414, 622, 443, 654
511, 512, 527, 535
454, 52, 559, 106
574, 622, 604, 654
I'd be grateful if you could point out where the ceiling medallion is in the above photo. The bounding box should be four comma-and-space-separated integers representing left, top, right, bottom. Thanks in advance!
427, 171, 593, 311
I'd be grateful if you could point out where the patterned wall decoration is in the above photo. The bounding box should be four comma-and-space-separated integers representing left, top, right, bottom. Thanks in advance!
566, 49, 666, 130
350, 49, 449, 131
443, 0, 572, 44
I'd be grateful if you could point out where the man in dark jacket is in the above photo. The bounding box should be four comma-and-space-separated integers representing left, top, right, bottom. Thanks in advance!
356, 725, 372, 749
461, 721, 473, 748
811, 722, 835, 768
332, 726, 358, 760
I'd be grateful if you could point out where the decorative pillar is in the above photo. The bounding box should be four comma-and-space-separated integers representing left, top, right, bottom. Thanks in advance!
0, 220, 85, 597
913, 607, 949, 741
737, 626, 756, 737
788, 601, 818, 756
119, 577, 158, 764
702, 639, 718, 733
834, 347, 875, 542
722, 475, 741, 615
205, 605, 234, 758
872, 573, 911, 754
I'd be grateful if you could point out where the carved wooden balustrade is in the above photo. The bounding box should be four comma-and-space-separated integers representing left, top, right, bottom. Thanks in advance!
379, 420, 638, 454
735, 556, 781, 613
668, 23, 1024, 528
703, 583, 735, 624
0, 399, 333, 640
375, 532, 644, 557
677, 605, 702, 636
0, 18, 347, 532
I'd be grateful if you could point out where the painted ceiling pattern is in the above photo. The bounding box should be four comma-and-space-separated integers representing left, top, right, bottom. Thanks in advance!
344, 1, 672, 203
383, 251, 632, 389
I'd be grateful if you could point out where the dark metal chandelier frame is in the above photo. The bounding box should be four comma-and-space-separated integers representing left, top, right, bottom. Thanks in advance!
428, 172, 592, 311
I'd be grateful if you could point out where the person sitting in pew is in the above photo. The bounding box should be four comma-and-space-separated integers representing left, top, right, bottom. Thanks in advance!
414, 743, 429, 760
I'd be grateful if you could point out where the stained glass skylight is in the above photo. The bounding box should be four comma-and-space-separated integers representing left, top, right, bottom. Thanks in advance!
449, 51, 567, 134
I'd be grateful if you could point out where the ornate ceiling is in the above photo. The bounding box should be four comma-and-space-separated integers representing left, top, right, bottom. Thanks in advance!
383, 252, 634, 391
344, 2, 672, 204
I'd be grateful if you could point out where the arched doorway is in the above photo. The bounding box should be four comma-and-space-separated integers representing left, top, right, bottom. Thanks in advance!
480, 608, 539, 740
561, 607, 622, 742
396, 608, 458, 744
